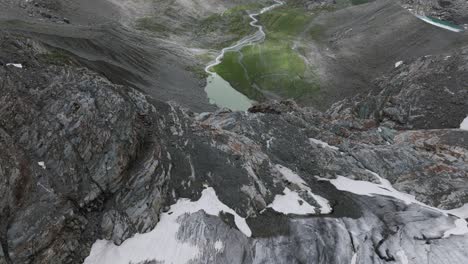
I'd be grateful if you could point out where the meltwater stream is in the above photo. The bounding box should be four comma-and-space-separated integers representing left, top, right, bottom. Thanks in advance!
204, 0, 284, 111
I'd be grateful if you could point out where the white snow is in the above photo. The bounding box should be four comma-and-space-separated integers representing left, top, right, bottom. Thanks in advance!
6, 63, 22, 68
443, 219, 468, 238
275, 165, 332, 214
416, 15, 463, 32
38, 161, 46, 170
447, 203, 468, 218
395, 61, 403, 68
460, 116, 468, 130
276, 164, 307, 186
309, 138, 339, 151
319, 171, 468, 238
319, 172, 424, 206
268, 188, 316, 215
84, 187, 251, 264
266, 137, 275, 149
214, 240, 224, 252
350, 253, 357, 264
396, 250, 409, 264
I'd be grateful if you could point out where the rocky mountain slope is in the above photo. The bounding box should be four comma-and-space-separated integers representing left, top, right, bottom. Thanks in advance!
0, 0, 468, 264
400, 0, 468, 24
329, 47, 468, 129
1, 24, 468, 263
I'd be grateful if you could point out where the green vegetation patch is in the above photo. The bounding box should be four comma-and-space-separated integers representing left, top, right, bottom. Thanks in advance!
186, 64, 209, 79
259, 7, 312, 37
196, 3, 264, 48
213, 6, 322, 102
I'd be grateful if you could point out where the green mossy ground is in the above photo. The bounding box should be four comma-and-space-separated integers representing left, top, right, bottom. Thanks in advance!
213, 6, 324, 102
135, 4, 269, 48
196, 3, 265, 49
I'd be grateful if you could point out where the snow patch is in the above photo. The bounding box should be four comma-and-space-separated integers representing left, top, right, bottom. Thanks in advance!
396, 250, 409, 264
268, 188, 316, 215
443, 219, 468, 238
275, 165, 332, 214
395, 61, 403, 68
38, 161, 46, 170
460, 116, 468, 130
309, 138, 339, 150
447, 203, 468, 219
319, 171, 468, 238
320, 172, 422, 206
214, 240, 224, 252
350, 253, 357, 264
266, 137, 275, 149
276, 164, 307, 186
6, 63, 22, 68
84, 187, 251, 264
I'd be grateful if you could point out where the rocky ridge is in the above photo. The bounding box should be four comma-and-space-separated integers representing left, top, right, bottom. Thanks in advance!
400, 0, 468, 24
1, 29, 468, 263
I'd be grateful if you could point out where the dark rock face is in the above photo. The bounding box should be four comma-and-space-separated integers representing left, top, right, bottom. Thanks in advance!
0, 34, 169, 263
1, 35, 467, 263
0, 2, 467, 264
328, 48, 468, 129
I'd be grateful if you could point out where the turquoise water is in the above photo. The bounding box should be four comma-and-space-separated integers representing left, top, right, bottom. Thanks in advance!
416, 15, 464, 32
426, 16, 464, 31
204, 73, 253, 111
203, 1, 284, 111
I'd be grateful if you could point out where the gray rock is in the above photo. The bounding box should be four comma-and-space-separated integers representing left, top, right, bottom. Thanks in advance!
0, 3, 467, 264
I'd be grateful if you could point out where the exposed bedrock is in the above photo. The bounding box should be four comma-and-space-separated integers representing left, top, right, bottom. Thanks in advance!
0, 1, 467, 263
1, 51, 467, 262
328, 46, 468, 129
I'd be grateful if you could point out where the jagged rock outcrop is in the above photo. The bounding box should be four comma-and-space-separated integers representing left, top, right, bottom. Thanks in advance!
0, 34, 171, 263
327, 47, 468, 129
1, 32, 467, 264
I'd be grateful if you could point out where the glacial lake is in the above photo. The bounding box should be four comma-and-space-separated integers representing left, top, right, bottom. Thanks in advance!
204, 73, 253, 111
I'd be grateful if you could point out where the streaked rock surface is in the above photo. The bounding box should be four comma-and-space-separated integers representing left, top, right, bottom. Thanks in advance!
1, 32, 467, 263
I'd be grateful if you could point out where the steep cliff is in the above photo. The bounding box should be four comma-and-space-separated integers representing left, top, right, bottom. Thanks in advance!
1, 29, 467, 263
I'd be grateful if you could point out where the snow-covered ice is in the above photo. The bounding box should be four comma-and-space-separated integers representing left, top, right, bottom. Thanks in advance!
268, 188, 316, 215
396, 250, 409, 264
319, 172, 423, 206
443, 219, 468, 238
275, 165, 332, 214
350, 253, 357, 264
447, 203, 468, 218
460, 116, 468, 130
214, 240, 224, 252
319, 171, 468, 238
6, 63, 23, 68
276, 164, 308, 186
84, 187, 251, 264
